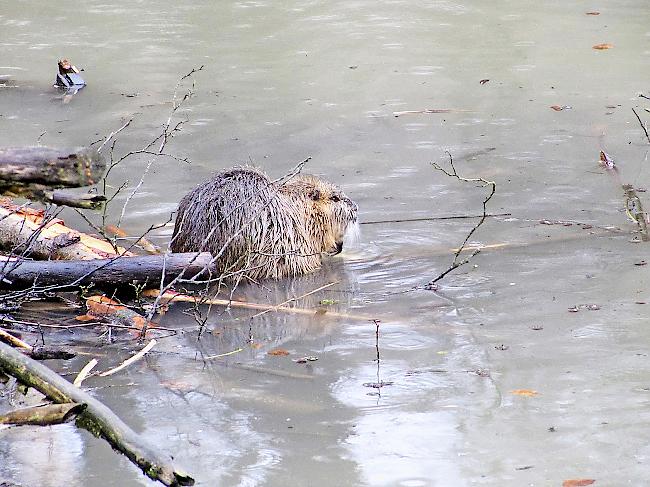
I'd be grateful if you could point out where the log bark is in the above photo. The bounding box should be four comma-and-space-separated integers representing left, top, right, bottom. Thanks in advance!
0, 252, 215, 290
0, 146, 105, 196
0, 199, 132, 259
0, 340, 195, 486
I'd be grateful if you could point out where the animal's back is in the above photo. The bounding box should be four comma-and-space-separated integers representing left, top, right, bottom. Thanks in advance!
171, 166, 273, 254
171, 167, 322, 280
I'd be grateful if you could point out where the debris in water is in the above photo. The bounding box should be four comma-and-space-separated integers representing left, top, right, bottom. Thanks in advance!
55, 58, 85, 94
293, 356, 318, 364
510, 389, 539, 397
568, 304, 601, 312
599, 150, 615, 169
593, 43, 613, 50
562, 480, 595, 487
268, 349, 290, 356
362, 380, 394, 388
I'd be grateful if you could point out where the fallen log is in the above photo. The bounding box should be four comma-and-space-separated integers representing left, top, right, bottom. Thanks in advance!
0, 199, 132, 259
0, 402, 85, 426
0, 252, 215, 290
0, 340, 195, 486
0, 146, 105, 196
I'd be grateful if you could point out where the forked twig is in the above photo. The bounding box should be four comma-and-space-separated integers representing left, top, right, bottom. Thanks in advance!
425, 151, 496, 289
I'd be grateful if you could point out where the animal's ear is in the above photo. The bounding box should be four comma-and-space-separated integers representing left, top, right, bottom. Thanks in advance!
309, 189, 322, 201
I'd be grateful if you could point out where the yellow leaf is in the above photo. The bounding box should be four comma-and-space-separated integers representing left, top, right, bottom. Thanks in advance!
510, 389, 539, 397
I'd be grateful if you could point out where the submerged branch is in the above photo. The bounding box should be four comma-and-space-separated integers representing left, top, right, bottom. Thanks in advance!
0, 340, 194, 486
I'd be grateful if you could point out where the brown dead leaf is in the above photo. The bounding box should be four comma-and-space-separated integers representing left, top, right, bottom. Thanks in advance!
592, 43, 613, 50
585, 11, 600, 15
75, 314, 96, 322
268, 348, 290, 356
104, 224, 128, 238
510, 389, 539, 397
563, 480, 595, 487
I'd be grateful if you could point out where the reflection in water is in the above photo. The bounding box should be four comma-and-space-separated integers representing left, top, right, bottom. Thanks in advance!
1, 424, 83, 486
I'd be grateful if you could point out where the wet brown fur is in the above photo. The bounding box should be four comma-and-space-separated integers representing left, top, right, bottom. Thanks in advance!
171, 166, 358, 280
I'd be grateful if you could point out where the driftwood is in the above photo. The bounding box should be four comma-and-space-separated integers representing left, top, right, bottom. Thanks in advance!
0, 328, 74, 359
0, 147, 105, 196
0, 402, 85, 426
0, 200, 132, 259
0, 252, 215, 290
0, 340, 195, 486
43, 190, 107, 209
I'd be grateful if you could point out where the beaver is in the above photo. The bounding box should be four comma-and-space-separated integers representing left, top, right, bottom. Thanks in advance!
171, 166, 358, 280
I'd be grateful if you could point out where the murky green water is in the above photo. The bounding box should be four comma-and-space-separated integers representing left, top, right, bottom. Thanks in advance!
2, 1, 650, 485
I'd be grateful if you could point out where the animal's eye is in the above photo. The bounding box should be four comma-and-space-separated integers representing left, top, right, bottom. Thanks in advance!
310, 189, 321, 200
331, 195, 340, 202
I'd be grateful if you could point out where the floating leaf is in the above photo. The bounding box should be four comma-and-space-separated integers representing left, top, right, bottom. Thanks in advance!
510, 389, 539, 397
268, 349, 290, 356
75, 314, 96, 322
585, 11, 600, 15
592, 43, 613, 50
562, 480, 595, 487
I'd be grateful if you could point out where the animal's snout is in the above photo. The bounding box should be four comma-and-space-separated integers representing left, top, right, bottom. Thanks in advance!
327, 240, 344, 256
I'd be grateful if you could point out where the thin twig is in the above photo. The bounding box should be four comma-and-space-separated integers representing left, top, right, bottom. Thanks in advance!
360, 213, 510, 225
632, 107, 650, 144
249, 281, 339, 319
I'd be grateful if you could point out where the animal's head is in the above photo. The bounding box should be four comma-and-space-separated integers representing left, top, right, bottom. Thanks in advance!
282, 175, 358, 255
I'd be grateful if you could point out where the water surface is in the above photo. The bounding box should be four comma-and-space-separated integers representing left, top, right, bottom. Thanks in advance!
2, 1, 650, 486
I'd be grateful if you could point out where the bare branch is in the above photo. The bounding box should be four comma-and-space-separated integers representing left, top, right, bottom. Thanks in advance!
425, 151, 496, 289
